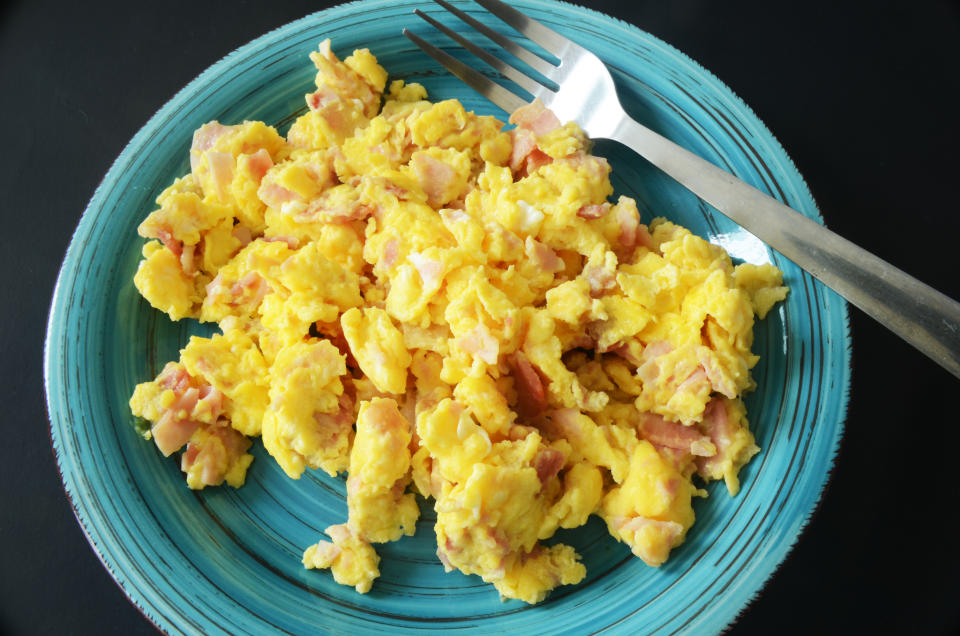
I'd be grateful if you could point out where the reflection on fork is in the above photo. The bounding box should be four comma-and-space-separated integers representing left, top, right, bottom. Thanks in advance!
403, 0, 960, 378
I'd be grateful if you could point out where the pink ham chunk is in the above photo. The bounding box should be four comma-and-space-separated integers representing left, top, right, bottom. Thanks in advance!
411, 153, 457, 208
301, 190, 374, 224
577, 203, 611, 219
407, 252, 445, 288
533, 447, 566, 485
525, 237, 565, 273
457, 324, 499, 365
382, 239, 400, 269
150, 227, 183, 259
695, 399, 737, 478
509, 128, 537, 172
257, 181, 300, 210
616, 516, 685, 567
509, 99, 562, 136
638, 412, 714, 456
190, 122, 237, 175
614, 199, 653, 254
206, 151, 235, 199
153, 411, 202, 457
306, 85, 342, 111
313, 392, 356, 450
584, 262, 616, 296
511, 352, 548, 419
180, 423, 251, 487
149, 365, 225, 457
246, 148, 274, 182
636, 341, 674, 384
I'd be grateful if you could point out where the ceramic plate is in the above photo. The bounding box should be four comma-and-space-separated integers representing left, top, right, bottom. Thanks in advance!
44, 0, 850, 633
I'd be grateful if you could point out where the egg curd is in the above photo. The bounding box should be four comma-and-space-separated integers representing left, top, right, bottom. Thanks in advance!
129, 41, 788, 603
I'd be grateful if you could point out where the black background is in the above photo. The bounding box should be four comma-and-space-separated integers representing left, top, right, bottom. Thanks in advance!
2, 0, 958, 634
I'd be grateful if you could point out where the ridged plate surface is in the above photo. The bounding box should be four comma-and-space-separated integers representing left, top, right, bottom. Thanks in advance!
44, 1, 850, 633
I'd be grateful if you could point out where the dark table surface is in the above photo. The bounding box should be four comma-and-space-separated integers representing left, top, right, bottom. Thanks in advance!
2, 0, 958, 634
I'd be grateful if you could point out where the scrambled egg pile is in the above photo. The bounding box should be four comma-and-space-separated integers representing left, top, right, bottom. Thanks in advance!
129, 41, 787, 603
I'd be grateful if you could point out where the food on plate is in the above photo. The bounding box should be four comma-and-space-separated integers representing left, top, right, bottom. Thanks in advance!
128, 40, 788, 603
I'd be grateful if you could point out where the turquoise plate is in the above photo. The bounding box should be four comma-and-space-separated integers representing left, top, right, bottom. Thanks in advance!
44, 0, 850, 633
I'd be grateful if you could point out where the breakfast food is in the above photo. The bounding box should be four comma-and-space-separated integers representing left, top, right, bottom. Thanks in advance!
129, 40, 788, 603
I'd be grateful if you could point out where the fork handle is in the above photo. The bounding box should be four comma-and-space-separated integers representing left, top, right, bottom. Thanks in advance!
611, 116, 960, 379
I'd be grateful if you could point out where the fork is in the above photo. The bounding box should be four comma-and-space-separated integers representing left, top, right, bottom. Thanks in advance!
403, 0, 960, 379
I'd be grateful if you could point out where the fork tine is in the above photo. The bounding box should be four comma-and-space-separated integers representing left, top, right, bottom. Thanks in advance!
414, 9, 555, 99
402, 28, 528, 114
471, 0, 584, 59
428, 0, 557, 78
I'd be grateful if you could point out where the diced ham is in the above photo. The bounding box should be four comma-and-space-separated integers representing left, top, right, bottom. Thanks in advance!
408, 252, 445, 288
584, 263, 616, 296
533, 447, 566, 485
642, 340, 674, 361
638, 412, 714, 457
509, 99, 562, 136
697, 349, 738, 399
309, 541, 341, 564
315, 99, 361, 140
695, 399, 736, 478
382, 239, 399, 268
196, 385, 224, 419
157, 363, 193, 392
361, 396, 409, 439
190, 122, 237, 175
232, 225, 253, 247
509, 128, 537, 172
149, 366, 227, 458
636, 225, 654, 250
486, 222, 525, 255
313, 392, 356, 446
610, 342, 644, 366
411, 153, 456, 208
615, 199, 639, 248
180, 423, 251, 487
301, 192, 373, 224
523, 148, 553, 174
676, 366, 709, 394
162, 384, 200, 426
152, 412, 202, 457
613, 200, 654, 257
524, 237, 565, 273
246, 148, 274, 182
206, 151, 235, 199
308, 39, 379, 113
227, 271, 270, 307
577, 203, 611, 219
636, 341, 674, 385
306, 85, 342, 111
457, 324, 499, 365
258, 181, 300, 210
511, 352, 548, 418
653, 445, 694, 475
616, 516, 684, 567
154, 227, 183, 258
326, 522, 351, 544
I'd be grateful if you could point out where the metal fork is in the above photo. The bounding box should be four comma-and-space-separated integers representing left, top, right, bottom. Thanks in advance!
403, 0, 960, 379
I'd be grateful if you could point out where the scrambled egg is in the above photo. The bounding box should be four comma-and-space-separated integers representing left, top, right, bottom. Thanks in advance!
129, 41, 788, 603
